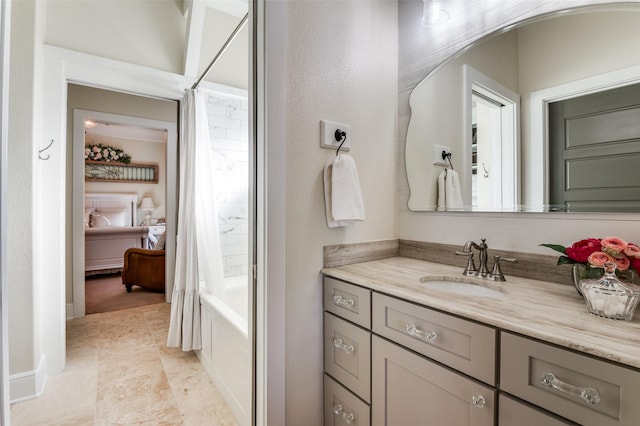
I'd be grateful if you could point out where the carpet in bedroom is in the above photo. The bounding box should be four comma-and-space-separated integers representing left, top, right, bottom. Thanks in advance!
85, 273, 165, 314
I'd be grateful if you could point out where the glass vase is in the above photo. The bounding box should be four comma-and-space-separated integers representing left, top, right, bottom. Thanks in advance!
571, 263, 635, 296
579, 262, 640, 321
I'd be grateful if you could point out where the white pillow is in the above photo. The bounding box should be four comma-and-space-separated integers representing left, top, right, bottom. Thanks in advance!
90, 209, 128, 227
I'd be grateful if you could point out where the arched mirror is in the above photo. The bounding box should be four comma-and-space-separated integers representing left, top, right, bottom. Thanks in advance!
406, 3, 640, 212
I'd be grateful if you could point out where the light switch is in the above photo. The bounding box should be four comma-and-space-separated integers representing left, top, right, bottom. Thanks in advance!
320, 120, 351, 151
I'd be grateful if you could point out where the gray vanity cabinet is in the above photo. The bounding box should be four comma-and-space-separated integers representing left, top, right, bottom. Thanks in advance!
323, 274, 640, 425
323, 278, 372, 425
371, 335, 495, 426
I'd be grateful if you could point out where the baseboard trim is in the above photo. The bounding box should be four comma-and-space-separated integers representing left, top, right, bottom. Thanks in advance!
66, 303, 75, 320
9, 355, 46, 404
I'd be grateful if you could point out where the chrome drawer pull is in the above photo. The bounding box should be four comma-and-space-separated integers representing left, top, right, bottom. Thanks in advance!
405, 323, 438, 343
332, 294, 355, 309
333, 338, 355, 355
332, 404, 355, 424
540, 372, 601, 405
471, 394, 486, 408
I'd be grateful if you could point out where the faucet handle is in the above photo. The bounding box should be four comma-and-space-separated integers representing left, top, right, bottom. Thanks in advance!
455, 250, 477, 276
490, 256, 518, 281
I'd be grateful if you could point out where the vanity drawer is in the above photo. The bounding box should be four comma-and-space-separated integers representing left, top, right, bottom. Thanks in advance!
499, 395, 573, 426
324, 374, 370, 426
500, 332, 640, 426
324, 312, 371, 402
372, 293, 496, 385
324, 277, 371, 329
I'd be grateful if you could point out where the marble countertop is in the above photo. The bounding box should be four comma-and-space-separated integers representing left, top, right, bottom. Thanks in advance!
321, 256, 640, 370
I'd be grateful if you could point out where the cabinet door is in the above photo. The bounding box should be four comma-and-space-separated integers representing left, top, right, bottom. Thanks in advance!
324, 374, 370, 426
499, 395, 573, 426
324, 312, 371, 402
372, 335, 495, 426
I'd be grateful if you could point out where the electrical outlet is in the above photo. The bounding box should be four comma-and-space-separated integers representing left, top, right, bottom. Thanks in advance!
433, 144, 452, 166
320, 120, 351, 151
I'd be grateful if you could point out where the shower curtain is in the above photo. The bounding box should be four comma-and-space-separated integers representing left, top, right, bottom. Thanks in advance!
167, 89, 224, 351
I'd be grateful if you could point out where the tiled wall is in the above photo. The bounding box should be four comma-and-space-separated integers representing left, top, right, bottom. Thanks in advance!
205, 92, 249, 278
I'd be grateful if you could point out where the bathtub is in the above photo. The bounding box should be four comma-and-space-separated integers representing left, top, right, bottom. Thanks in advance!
197, 275, 250, 426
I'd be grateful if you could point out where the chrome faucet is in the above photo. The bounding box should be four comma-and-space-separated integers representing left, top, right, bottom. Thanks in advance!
455, 238, 518, 281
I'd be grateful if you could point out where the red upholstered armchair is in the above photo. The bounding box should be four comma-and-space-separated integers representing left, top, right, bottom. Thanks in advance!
122, 248, 165, 293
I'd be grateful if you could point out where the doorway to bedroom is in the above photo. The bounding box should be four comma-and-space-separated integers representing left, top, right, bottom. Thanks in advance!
68, 84, 179, 317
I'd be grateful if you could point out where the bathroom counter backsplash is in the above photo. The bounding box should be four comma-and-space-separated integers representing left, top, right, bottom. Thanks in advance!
321, 256, 640, 369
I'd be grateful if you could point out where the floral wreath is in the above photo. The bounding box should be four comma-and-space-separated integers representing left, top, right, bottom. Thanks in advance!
84, 144, 132, 164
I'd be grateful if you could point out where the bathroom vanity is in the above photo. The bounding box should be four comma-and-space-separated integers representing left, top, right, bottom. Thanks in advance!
322, 257, 640, 425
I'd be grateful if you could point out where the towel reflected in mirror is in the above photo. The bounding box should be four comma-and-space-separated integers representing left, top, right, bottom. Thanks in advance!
437, 168, 464, 210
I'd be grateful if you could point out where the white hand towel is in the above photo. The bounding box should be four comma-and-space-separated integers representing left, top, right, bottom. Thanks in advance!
323, 154, 365, 228
437, 169, 464, 209
445, 169, 464, 208
437, 169, 446, 210
332, 154, 365, 221
323, 158, 342, 228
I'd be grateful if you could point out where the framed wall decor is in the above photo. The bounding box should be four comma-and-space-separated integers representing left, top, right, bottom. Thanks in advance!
84, 161, 159, 183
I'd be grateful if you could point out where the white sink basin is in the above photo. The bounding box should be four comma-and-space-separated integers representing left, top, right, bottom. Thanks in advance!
420, 276, 504, 298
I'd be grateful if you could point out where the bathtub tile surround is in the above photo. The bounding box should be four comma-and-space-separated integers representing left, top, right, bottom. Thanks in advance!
9, 303, 238, 425
201, 88, 251, 426
205, 92, 249, 279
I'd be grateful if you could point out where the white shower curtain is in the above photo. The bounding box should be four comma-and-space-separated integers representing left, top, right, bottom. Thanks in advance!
167, 89, 224, 351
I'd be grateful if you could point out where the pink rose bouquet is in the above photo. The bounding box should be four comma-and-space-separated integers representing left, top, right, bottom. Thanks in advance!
542, 237, 640, 278
84, 143, 132, 164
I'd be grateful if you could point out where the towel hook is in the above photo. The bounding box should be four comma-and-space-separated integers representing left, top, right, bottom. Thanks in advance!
38, 139, 54, 160
335, 129, 347, 156
482, 162, 489, 178
441, 150, 453, 169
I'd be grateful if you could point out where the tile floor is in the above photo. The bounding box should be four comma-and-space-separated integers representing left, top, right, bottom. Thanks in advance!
10, 303, 239, 425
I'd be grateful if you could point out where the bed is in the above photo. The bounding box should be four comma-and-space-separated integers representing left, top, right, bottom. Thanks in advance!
84, 192, 149, 275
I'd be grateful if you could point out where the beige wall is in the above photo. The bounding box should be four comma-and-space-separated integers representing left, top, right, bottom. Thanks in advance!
45, 0, 186, 75
45, 1, 248, 91
8, 0, 44, 375
200, 7, 248, 90
283, 1, 397, 423
66, 84, 177, 305
84, 135, 167, 220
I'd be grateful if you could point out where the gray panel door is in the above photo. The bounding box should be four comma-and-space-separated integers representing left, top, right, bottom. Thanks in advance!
549, 83, 640, 212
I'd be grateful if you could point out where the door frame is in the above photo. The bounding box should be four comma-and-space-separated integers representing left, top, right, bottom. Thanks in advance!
463, 65, 520, 210
72, 109, 177, 317
42, 47, 186, 379
529, 63, 640, 209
